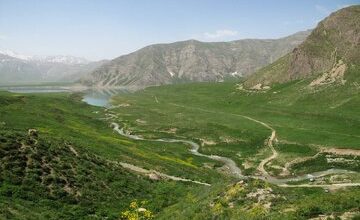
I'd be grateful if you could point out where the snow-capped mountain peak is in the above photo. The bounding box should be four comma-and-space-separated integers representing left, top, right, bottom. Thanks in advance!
30, 55, 90, 65
0, 49, 32, 60
0, 49, 90, 65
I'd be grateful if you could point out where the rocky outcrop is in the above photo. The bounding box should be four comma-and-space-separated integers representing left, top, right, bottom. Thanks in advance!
288, 5, 359, 80
309, 60, 347, 86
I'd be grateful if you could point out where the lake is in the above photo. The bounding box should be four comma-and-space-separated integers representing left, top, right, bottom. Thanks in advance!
0, 85, 141, 107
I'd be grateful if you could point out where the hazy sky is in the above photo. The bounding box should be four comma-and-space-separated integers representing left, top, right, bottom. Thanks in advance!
0, 0, 359, 60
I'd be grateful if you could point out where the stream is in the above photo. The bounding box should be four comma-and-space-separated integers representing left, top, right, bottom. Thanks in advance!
110, 123, 357, 186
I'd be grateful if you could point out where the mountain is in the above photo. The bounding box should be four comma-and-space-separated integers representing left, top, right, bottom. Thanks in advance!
244, 5, 360, 88
29, 55, 90, 65
0, 50, 107, 84
0, 53, 44, 83
0, 49, 90, 65
80, 30, 311, 87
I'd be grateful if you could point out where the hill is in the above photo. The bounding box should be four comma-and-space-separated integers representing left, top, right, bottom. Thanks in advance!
245, 5, 360, 88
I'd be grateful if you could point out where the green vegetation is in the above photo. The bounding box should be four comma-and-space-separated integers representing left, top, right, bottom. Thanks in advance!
111, 66, 359, 170
292, 154, 360, 174
0, 91, 228, 219
0, 91, 225, 183
158, 179, 360, 219
0, 129, 192, 219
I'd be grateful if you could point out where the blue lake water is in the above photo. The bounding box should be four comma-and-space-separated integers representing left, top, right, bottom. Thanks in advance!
0, 85, 141, 107
4, 87, 70, 93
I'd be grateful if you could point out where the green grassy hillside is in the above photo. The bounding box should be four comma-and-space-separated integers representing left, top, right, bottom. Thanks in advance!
0, 130, 191, 219
0, 91, 230, 219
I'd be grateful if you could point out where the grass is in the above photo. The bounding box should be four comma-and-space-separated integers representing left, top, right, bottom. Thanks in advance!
158, 179, 360, 220
0, 91, 230, 219
115, 77, 359, 149
292, 154, 360, 174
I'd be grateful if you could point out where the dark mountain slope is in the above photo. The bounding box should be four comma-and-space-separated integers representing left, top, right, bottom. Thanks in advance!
245, 5, 360, 87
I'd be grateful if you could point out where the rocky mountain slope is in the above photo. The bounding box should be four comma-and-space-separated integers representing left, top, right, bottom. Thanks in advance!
0, 51, 107, 84
80, 31, 310, 87
244, 5, 360, 88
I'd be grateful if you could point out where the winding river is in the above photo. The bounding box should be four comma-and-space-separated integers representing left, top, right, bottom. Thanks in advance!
111, 122, 244, 179
110, 122, 359, 187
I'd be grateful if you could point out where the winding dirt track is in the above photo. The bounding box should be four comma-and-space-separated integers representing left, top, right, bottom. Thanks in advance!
108, 104, 360, 188
257, 130, 277, 177
118, 161, 210, 186
279, 182, 360, 188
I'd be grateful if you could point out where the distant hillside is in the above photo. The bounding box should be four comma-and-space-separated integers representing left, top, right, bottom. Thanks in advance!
0, 51, 107, 84
80, 31, 310, 87
245, 5, 360, 88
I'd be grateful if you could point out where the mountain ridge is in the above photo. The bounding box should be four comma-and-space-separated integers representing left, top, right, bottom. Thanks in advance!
0, 49, 91, 65
80, 30, 311, 87
0, 51, 108, 84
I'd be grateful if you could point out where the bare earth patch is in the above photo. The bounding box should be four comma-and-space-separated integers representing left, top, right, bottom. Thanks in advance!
162, 128, 177, 134
310, 60, 347, 87
242, 161, 254, 169
321, 147, 360, 156
200, 138, 217, 146
135, 119, 147, 124
68, 145, 79, 157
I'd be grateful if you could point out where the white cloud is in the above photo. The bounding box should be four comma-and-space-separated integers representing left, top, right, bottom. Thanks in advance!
203, 29, 238, 39
315, 5, 331, 15
190, 29, 240, 41
203, 29, 239, 39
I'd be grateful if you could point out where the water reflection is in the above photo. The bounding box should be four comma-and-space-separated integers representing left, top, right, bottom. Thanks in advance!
1, 86, 70, 93
81, 87, 139, 107
0, 85, 143, 107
